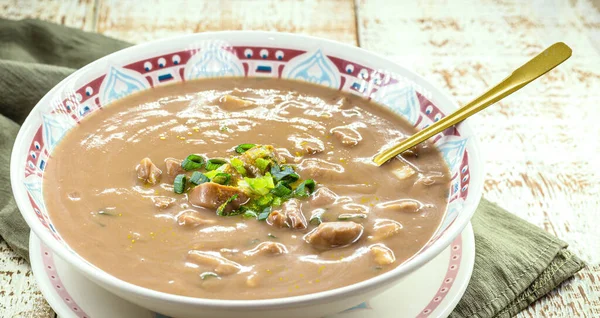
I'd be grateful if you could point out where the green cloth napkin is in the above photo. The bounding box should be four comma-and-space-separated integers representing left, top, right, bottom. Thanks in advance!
0, 18, 585, 318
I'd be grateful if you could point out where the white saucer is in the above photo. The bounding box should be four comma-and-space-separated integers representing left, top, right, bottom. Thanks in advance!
29, 223, 474, 318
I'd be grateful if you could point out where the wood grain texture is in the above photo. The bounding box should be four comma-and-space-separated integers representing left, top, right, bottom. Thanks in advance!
0, 0, 96, 31
1, 0, 599, 317
357, 0, 600, 316
0, 240, 53, 318
95, 0, 358, 45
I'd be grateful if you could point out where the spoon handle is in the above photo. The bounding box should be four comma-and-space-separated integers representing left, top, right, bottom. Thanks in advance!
373, 42, 572, 166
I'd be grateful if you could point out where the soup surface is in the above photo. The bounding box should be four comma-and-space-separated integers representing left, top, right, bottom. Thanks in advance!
43, 78, 450, 300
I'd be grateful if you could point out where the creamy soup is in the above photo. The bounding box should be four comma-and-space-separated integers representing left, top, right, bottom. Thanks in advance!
43, 78, 450, 300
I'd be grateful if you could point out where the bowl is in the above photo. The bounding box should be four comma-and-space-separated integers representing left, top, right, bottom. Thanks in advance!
10, 31, 483, 318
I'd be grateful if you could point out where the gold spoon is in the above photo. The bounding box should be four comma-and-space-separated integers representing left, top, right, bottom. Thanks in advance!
373, 42, 572, 166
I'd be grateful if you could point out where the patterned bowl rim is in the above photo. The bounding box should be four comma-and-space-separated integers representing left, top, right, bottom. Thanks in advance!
11, 30, 484, 309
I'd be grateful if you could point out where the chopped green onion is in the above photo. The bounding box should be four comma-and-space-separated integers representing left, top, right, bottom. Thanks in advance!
338, 213, 367, 220
255, 158, 271, 173
206, 158, 226, 171
255, 194, 274, 207
310, 209, 325, 225
257, 207, 272, 221
267, 233, 277, 239
204, 170, 219, 179
230, 157, 247, 175
216, 194, 238, 216
181, 154, 205, 171
97, 210, 117, 216
235, 143, 256, 154
200, 272, 219, 280
272, 196, 283, 207
189, 171, 210, 185
242, 210, 258, 219
174, 174, 187, 194
240, 173, 275, 196
242, 145, 272, 160
270, 163, 300, 184
293, 179, 316, 198
212, 173, 231, 185
271, 181, 292, 197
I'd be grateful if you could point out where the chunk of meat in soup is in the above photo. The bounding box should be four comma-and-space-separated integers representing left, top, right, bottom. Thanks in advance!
188, 183, 249, 210
369, 220, 403, 241
370, 245, 396, 265
136, 158, 161, 184
187, 251, 242, 276
152, 196, 175, 209
309, 187, 338, 207
164, 158, 184, 180
244, 242, 288, 256
331, 125, 362, 146
218, 94, 254, 110
297, 158, 344, 182
377, 199, 423, 213
269, 199, 307, 230
177, 210, 216, 228
267, 210, 287, 228
305, 222, 364, 249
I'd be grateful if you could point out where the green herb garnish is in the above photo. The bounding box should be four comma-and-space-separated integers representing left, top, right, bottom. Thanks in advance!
212, 172, 231, 185
242, 209, 258, 219
200, 272, 219, 280
174, 174, 187, 194
294, 179, 316, 197
204, 170, 219, 179
239, 173, 275, 196
309, 209, 325, 225
181, 154, 204, 171
230, 157, 247, 175
97, 210, 117, 216
272, 196, 283, 207
205, 158, 227, 171
270, 163, 299, 184
189, 171, 210, 185
257, 207, 272, 221
267, 233, 277, 239
271, 181, 292, 197
337, 213, 367, 220
255, 194, 274, 207
235, 143, 256, 154
216, 194, 238, 216
255, 158, 271, 172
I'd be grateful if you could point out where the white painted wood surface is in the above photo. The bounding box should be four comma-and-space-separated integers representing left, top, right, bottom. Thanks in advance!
1, 0, 598, 317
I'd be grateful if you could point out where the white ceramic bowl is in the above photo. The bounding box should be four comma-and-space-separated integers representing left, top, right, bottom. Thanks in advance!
11, 31, 483, 318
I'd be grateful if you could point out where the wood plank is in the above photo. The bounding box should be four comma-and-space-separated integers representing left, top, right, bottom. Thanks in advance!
0, 240, 53, 318
357, 0, 600, 316
0, 0, 96, 31
95, 0, 358, 45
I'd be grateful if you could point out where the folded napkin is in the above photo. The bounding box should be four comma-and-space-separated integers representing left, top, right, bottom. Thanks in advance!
0, 18, 585, 318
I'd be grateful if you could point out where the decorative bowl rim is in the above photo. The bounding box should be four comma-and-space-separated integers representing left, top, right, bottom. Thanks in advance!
11, 30, 484, 309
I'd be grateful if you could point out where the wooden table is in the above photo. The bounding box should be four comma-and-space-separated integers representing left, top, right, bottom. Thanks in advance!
1, 0, 599, 317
